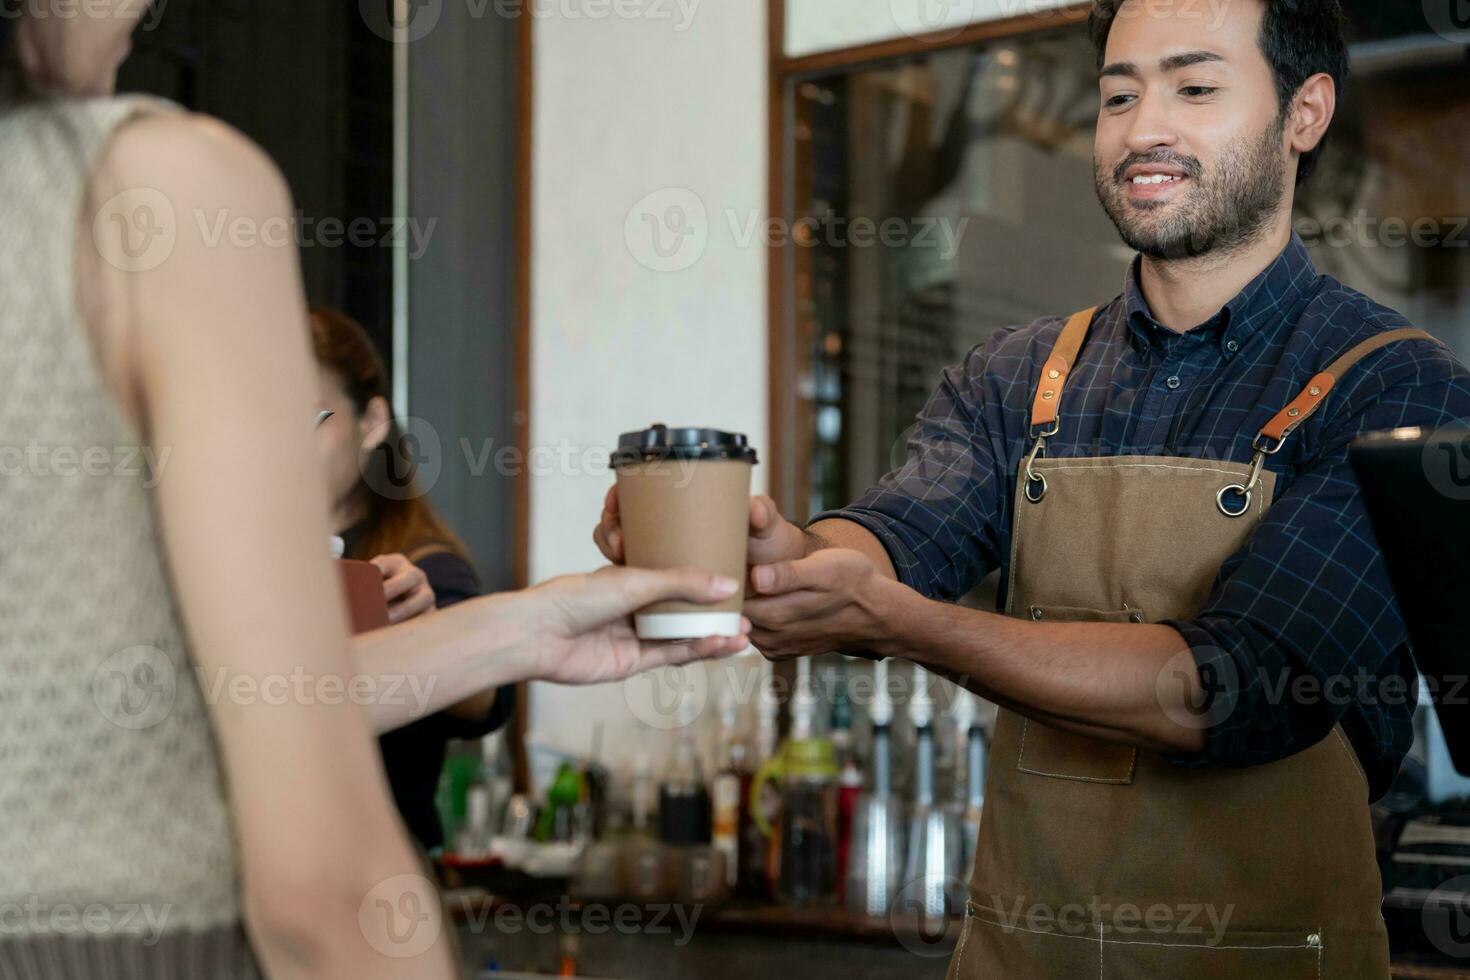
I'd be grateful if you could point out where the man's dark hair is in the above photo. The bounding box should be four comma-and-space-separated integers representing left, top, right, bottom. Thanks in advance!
1088, 0, 1349, 186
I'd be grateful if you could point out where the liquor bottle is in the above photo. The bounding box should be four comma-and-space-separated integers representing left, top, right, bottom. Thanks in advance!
846, 658, 904, 916
659, 696, 712, 846
951, 686, 986, 878
830, 665, 863, 902
902, 667, 962, 928
752, 658, 839, 907
743, 660, 780, 899
711, 689, 751, 890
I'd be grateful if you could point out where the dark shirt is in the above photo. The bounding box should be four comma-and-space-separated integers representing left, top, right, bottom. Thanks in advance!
343, 524, 515, 849
813, 233, 1470, 800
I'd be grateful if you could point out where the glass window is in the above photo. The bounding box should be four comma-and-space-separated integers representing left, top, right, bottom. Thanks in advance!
782, 20, 1470, 528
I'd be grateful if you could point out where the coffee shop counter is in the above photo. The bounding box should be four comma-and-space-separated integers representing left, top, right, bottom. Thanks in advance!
446, 892, 1470, 979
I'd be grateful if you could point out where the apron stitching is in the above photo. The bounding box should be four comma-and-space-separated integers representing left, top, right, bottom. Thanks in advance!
954, 905, 974, 969
968, 910, 1319, 949
1017, 762, 1136, 783
1330, 726, 1370, 792
1090, 938, 1316, 950
1017, 719, 1139, 782
1033, 462, 1246, 478
1097, 920, 1104, 979
1030, 464, 1270, 517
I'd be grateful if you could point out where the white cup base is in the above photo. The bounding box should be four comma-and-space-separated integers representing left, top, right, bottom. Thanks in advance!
635, 611, 743, 641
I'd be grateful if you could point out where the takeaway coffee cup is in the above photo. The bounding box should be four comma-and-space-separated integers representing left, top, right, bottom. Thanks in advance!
611, 424, 759, 640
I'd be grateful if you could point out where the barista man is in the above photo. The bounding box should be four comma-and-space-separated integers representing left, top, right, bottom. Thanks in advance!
596, 1, 1470, 976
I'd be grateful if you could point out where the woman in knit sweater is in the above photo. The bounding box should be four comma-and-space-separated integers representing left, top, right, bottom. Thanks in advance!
0, 7, 748, 979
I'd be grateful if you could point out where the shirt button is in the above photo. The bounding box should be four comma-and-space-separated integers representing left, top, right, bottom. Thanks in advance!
1166, 375, 1182, 390
1225, 339, 1240, 353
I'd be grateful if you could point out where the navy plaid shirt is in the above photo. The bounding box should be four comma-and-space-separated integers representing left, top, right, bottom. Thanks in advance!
815, 233, 1470, 799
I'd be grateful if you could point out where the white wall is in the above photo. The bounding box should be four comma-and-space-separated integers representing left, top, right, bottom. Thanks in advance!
528, 2, 769, 779
786, 0, 1080, 58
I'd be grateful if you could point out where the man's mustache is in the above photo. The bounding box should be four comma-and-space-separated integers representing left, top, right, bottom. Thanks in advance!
1111, 153, 1204, 183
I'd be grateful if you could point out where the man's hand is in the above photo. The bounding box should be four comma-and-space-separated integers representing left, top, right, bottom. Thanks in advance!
594, 487, 809, 573
746, 549, 912, 659
370, 553, 437, 624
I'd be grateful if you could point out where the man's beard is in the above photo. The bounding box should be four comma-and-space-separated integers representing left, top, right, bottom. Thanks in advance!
1093, 112, 1288, 262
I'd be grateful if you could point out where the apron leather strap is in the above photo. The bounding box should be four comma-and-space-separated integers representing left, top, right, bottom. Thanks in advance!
1256, 328, 1443, 447
1029, 307, 1098, 433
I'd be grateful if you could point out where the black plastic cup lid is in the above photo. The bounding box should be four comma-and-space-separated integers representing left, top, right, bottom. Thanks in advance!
610, 424, 759, 467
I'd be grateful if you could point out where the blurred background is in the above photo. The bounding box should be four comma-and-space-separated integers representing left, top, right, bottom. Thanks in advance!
113, 1, 1470, 976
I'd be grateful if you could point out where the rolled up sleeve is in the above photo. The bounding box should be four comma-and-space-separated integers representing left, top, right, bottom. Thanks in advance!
1161, 345, 1470, 795
809, 331, 1019, 602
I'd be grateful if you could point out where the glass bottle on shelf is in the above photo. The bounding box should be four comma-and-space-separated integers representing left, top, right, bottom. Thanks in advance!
752, 659, 839, 907
711, 688, 752, 891
846, 657, 904, 916
830, 664, 864, 904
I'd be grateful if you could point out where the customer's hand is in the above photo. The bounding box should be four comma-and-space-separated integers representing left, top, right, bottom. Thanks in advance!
369, 553, 437, 624
525, 565, 751, 684
593, 487, 810, 572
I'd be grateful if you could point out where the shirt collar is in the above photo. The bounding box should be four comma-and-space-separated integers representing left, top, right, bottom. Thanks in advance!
1121, 232, 1320, 359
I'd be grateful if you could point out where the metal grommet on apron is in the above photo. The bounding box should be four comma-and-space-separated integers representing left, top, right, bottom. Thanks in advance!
950, 308, 1443, 980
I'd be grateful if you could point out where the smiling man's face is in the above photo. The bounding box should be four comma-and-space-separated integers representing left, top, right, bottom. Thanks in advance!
1093, 0, 1293, 261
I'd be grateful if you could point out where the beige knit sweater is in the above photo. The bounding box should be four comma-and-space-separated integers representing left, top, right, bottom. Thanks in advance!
0, 96, 259, 977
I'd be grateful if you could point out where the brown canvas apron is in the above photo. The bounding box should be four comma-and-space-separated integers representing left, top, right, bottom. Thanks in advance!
947, 307, 1438, 979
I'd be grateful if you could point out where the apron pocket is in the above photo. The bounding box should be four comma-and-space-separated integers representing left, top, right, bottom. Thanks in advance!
1015, 605, 1142, 784
1101, 926, 1325, 980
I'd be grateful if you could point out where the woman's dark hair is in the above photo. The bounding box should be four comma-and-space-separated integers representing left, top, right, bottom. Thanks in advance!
0, 12, 25, 106
1088, 0, 1349, 186
309, 306, 471, 566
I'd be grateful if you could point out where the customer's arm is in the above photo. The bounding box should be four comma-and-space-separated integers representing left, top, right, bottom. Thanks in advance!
102, 114, 456, 980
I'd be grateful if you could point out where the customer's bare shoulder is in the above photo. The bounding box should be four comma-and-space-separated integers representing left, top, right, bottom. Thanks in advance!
90, 109, 291, 213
